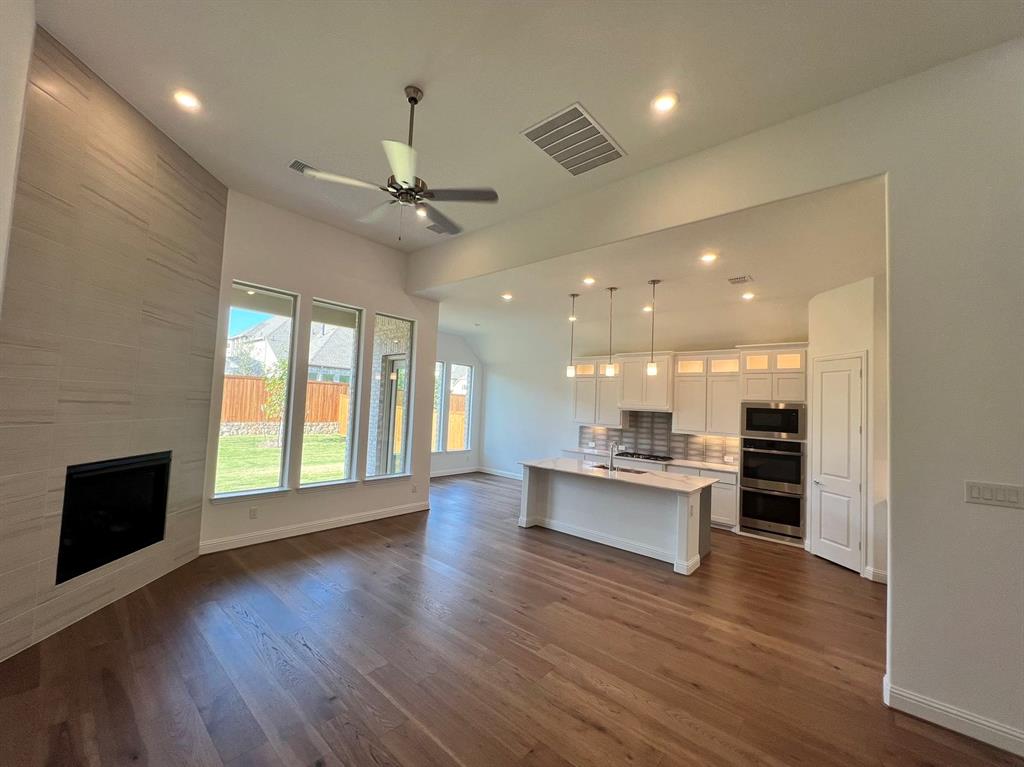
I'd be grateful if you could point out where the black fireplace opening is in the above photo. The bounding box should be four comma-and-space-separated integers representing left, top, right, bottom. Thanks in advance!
56, 451, 171, 585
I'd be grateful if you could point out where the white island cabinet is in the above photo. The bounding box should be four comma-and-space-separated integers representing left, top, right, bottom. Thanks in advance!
518, 458, 717, 574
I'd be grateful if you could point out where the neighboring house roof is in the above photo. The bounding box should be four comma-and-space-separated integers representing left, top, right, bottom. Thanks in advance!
229, 318, 354, 372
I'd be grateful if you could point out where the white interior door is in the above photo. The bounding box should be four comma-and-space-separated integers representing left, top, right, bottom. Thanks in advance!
810, 355, 864, 571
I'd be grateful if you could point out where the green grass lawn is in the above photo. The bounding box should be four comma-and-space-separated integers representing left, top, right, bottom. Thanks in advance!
214, 433, 348, 494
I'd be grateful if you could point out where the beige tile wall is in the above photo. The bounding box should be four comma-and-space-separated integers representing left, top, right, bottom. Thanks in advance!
0, 28, 226, 662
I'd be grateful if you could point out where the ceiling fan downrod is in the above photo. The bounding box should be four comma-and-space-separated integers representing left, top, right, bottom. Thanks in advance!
405, 85, 423, 148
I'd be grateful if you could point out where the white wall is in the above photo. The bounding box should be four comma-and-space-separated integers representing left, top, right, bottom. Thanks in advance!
808, 276, 889, 580
414, 41, 1024, 752
0, 0, 34, 311
430, 332, 485, 476
200, 191, 438, 550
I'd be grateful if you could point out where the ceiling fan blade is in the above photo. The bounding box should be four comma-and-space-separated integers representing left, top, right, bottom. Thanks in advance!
381, 140, 417, 187
289, 159, 381, 191
424, 188, 499, 203
419, 202, 462, 235
357, 200, 397, 224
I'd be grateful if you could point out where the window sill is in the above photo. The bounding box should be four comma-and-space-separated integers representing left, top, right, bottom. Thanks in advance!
439, 449, 473, 455
364, 472, 413, 483
209, 487, 291, 504
297, 479, 360, 493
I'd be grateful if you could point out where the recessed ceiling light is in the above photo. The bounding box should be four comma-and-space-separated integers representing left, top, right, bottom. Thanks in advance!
173, 89, 201, 112
246, 290, 255, 295
568, 314, 577, 322
652, 91, 678, 114
642, 305, 653, 312
582, 276, 596, 286
500, 293, 513, 302
742, 292, 755, 301
415, 206, 427, 218
701, 252, 717, 263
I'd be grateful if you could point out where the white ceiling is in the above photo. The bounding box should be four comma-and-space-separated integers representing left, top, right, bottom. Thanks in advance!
37, 0, 1023, 252
433, 177, 886, 361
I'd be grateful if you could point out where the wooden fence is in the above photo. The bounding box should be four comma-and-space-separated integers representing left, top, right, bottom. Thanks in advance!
222, 375, 467, 445
221, 375, 352, 431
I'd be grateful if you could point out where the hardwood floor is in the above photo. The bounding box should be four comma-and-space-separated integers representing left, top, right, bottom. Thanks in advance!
0, 473, 1018, 766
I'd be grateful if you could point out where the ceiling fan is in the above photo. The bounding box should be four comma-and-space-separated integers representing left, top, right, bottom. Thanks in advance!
289, 85, 498, 236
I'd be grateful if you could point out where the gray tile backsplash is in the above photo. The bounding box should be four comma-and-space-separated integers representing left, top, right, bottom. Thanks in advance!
579, 411, 739, 464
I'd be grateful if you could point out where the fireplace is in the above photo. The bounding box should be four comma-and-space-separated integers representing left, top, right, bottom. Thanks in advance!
56, 452, 172, 584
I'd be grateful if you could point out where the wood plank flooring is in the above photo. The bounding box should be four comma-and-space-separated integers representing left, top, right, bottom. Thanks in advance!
0, 473, 1018, 766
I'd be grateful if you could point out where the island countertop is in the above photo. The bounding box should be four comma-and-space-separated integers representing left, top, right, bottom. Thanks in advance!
519, 457, 718, 494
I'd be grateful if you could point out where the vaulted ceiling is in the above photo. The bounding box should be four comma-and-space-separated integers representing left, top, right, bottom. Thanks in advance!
37, 0, 1024, 251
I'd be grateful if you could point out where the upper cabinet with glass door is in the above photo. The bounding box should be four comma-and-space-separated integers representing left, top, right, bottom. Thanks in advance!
740, 346, 807, 401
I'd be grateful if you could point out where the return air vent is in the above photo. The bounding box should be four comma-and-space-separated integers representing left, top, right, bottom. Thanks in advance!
522, 103, 624, 176
728, 275, 754, 285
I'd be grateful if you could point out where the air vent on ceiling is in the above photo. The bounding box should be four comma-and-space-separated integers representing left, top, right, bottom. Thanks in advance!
728, 275, 754, 285
522, 103, 624, 176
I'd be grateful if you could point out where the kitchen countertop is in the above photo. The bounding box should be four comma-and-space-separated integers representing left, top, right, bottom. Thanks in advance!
520, 457, 718, 494
562, 446, 739, 474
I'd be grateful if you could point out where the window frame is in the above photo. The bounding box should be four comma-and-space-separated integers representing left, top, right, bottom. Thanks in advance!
213, 281, 298, 498
365, 312, 417, 479
432, 360, 475, 454
432, 361, 447, 454
297, 298, 365, 489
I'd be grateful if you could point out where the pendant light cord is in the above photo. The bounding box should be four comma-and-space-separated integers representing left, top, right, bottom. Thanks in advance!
568, 294, 577, 364
607, 287, 617, 366
649, 280, 659, 363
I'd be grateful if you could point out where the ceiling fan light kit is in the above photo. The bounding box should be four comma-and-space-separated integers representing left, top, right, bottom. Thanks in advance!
289, 85, 498, 238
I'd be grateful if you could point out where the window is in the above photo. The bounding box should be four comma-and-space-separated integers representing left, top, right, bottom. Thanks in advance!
215, 283, 295, 495
366, 314, 414, 477
431, 361, 444, 453
431, 361, 474, 453
299, 301, 361, 486
446, 363, 472, 451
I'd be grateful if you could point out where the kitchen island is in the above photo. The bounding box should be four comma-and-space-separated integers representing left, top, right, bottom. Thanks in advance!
518, 457, 717, 574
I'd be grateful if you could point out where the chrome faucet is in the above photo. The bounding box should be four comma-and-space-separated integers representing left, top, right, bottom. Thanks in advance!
608, 441, 619, 471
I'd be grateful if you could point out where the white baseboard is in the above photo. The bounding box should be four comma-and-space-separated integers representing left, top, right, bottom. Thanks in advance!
863, 566, 888, 583
478, 466, 523, 480
882, 673, 890, 705
534, 518, 675, 564
198, 502, 429, 555
888, 682, 1024, 757
430, 466, 481, 478
673, 554, 701, 575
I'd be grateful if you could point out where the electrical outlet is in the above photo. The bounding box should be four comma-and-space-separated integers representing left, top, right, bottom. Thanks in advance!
964, 481, 1023, 509
249, 506, 259, 520
411, 483, 418, 494
588, 441, 596, 448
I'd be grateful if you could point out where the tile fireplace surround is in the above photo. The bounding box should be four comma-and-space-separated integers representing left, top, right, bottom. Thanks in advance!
0, 28, 227, 662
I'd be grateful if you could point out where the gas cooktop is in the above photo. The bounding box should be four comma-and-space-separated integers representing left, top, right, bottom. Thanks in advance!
615, 451, 674, 462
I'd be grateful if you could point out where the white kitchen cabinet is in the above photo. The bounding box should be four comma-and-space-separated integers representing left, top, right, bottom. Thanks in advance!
573, 374, 625, 426
672, 378, 707, 433
674, 355, 706, 376
741, 351, 771, 373
615, 457, 666, 472
706, 376, 740, 435
741, 373, 772, 401
709, 483, 738, 527
572, 378, 597, 424
772, 349, 806, 372
595, 377, 622, 426
617, 354, 673, 411
772, 372, 806, 402
666, 464, 700, 477
707, 354, 741, 375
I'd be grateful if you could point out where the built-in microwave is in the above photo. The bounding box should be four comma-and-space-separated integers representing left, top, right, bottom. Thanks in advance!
741, 401, 806, 441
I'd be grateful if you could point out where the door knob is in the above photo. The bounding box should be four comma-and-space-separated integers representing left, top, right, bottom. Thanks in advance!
813, 479, 824, 486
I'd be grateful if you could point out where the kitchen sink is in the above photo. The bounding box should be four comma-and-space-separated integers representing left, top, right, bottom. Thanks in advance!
592, 464, 647, 474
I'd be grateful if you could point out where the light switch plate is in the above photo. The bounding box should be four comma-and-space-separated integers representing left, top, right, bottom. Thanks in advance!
964, 481, 1024, 509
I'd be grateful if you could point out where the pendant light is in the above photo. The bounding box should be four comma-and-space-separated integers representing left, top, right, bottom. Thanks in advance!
646, 279, 661, 375
565, 293, 579, 378
605, 287, 618, 377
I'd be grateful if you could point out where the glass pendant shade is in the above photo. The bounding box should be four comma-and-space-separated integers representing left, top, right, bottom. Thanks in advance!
566, 364, 576, 378
646, 361, 658, 376
604, 364, 616, 377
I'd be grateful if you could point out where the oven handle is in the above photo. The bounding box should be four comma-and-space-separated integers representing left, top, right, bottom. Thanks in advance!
742, 447, 804, 456
741, 485, 803, 499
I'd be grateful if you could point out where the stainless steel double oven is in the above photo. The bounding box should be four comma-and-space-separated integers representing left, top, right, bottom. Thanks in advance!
739, 402, 806, 541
